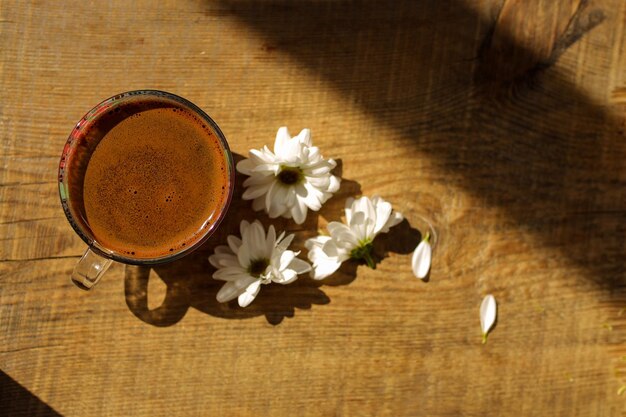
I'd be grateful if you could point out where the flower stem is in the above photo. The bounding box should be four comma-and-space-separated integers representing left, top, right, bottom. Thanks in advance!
423, 231, 430, 243
363, 250, 376, 269
482, 333, 488, 344
350, 241, 376, 269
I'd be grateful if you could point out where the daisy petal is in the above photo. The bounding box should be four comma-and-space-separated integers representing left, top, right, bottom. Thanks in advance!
215, 245, 234, 255
327, 175, 341, 193
209, 252, 239, 269
238, 280, 262, 307
276, 233, 295, 253
227, 235, 242, 254
344, 197, 355, 224
306, 236, 344, 280
380, 210, 404, 233
236, 239, 251, 268
213, 245, 232, 255
249, 148, 275, 165
252, 197, 265, 212
290, 198, 307, 224
268, 184, 290, 218
327, 222, 358, 249
251, 163, 279, 175
320, 238, 341, 257
274, 127, 291, 154
306, 175, 331, 189
216, 275, 257, 302
236, 158, 255, 175
311, 256, 343, 280
213, 267, 248, 281
239, 220, 251, 237
243, 172, 274, 187
303, 159, 333, 176
297, 128, 312, 147
288, 256, 312, 275
349, 211, 369, 241
266, 225, 276, 256
302, 182, 324, 211
281, 137, 304, 163
250, 221, 269, 260
352, 196, 375, 222
275, 269, 298, 284
208, 253, 225, 269
264, 180, 280, 217
304, 235, 330, 249
278, 250, 296, 271
327, 221, 352, 239
242, 183, 272, 200
411, 239, 432, 279
372, 200, 392, 235
480, 294, 497, 344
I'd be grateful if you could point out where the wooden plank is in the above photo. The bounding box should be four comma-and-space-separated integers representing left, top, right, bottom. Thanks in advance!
1, 0, 625, 416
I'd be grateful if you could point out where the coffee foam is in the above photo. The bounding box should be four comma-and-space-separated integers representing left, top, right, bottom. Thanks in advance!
70, 98, 231, 259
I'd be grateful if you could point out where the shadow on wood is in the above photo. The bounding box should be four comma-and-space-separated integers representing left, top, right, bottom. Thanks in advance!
124, 153, 424, 325
215, 0, 626, 288
0, 370, 62, 417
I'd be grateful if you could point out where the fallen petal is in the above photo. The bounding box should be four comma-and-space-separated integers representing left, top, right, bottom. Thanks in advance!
480, 294, 497, 344
411, 238, 432, 279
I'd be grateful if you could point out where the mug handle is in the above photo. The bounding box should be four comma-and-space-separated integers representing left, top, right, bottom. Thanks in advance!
71, 248, 113, 290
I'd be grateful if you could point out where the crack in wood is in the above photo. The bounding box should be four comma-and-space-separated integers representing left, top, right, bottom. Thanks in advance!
0, 216, 63, 225
543, 0, 605, 69
0, 345, 64, 355
476, 0, 605, 84
0, 255, 81, 263
0, 181, 57, 188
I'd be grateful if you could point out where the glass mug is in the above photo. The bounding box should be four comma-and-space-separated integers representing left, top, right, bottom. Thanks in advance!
58, 90, 235, 290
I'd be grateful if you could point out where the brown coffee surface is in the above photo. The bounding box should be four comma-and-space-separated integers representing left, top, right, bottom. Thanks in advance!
83, 106, 229, 258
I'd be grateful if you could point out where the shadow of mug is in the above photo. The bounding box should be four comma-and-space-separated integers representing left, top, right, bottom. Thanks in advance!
124, 154, 428, 325
124, 155, 353, 325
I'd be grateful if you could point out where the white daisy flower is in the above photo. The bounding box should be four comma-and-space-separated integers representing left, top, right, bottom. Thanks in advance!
305, 195, 403, 280
209, 220, 311, 307
236, 127, 341, 224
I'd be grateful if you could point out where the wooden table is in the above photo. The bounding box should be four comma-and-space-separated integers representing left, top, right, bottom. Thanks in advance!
1, 1, 625, 415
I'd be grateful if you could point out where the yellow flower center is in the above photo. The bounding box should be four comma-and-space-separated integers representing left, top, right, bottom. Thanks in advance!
248, 258, 269, 277
277, 166, 303, 185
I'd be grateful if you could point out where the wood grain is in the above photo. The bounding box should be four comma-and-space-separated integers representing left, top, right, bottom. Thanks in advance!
1, 0, 625, 416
